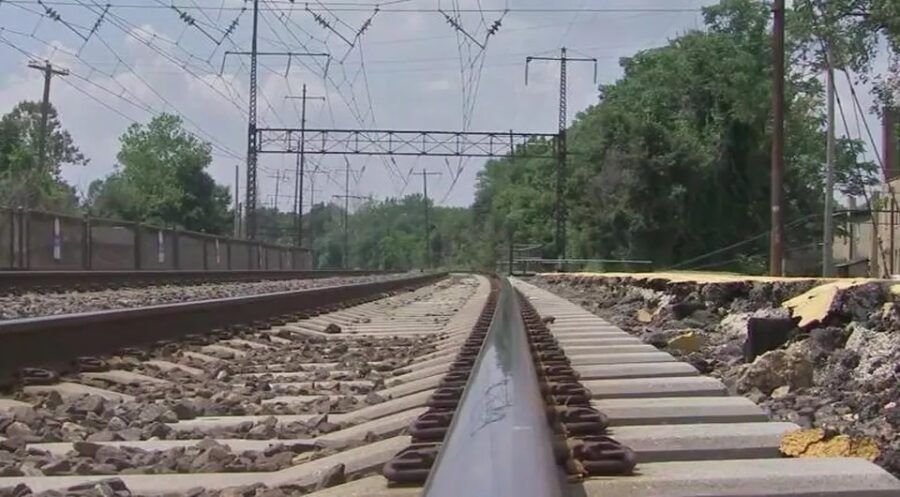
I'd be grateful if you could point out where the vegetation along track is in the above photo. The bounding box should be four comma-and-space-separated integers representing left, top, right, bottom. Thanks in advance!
0, 275, 898, 496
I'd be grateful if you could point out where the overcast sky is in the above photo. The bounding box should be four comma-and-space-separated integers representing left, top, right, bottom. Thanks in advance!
0, 0, 889, 210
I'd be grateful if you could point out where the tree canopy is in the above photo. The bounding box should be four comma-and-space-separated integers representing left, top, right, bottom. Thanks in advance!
87, 114, 232, 234
0, 101, 84, 210
469, 0, 878, 272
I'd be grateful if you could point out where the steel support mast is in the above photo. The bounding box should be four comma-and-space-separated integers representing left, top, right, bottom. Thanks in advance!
286, 85, 325, 248
244, 0, 260, 239
525, 48, 597, 258
415, 169, 442, 268
332, 159, 365, 269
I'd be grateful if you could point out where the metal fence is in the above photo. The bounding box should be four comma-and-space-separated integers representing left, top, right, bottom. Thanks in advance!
0, 207, 311, 271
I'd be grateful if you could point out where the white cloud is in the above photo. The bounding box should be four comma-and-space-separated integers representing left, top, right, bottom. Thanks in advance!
0, 0, 891, 208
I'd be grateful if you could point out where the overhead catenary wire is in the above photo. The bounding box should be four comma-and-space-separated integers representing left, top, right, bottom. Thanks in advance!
2, 1, 704, 13
0, 21, 244, 159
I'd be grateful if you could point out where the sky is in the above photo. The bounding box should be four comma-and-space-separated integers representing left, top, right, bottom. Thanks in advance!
0, 0, 890, 211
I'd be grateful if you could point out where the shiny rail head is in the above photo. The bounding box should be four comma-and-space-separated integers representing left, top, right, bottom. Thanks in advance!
421, 277, 568, 497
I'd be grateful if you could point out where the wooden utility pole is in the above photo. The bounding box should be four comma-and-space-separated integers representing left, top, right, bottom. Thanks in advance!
770, 0, 786, 276
414, 169, 442, 268
27, 60, 68, 188
305, 167, 327, 252
268, 170, 283, 211
332, 159, 365, 269
823, 46, 836, 277
285, 85, 324, 248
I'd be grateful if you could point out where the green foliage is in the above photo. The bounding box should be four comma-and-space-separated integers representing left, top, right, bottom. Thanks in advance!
792, 0, 899, 105
0, 101, 84, 211
470, 0, 878, 270
254, 195, 481, 270
88, 114, 232, 234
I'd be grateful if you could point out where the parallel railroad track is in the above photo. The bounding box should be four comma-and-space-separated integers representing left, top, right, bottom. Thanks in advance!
0, 274, 897, 497
0, 270, 393, 294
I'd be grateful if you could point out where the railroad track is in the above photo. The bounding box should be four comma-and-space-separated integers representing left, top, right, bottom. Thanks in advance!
0, 270, 392, 294
0, 274, 898, 496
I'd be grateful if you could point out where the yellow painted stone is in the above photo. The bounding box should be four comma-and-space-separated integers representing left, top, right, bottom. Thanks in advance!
781, 280, 870, 328
666, 331, 704, 354
780, 429, 881, 461
780, 428, 825, 457
804, 435, 853, 457
636, 309, 653, 323
850, 437, 881, 462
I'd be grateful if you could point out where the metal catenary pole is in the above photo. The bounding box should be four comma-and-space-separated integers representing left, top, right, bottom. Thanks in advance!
232, 0, 328, 240
332, 160, 365, 269
525, 48, 596, 259
286, 85, 325, 248
245, 0, 259, 240
415, 169, 442, 268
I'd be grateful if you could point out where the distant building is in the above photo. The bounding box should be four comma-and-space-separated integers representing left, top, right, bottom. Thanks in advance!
832, 107, 900, 278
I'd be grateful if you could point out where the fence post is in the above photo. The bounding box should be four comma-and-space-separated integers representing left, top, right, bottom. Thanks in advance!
82, 215, 92, 270
227, 239, 232, 270
202, 234, 209, 270
15, 208, 23, 269
134, 223, 142, 270
23, 208, 31, 269
7, 209, 14, 269
172, 229, 180, 270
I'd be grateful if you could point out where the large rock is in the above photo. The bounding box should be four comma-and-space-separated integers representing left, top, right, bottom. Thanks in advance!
744, 316, 797, 361
737, 343, 813, 395
719, 308, 791, 341
666, 331, 705, 354
806, 326, 846, 360
4, 422, 32, 439
845, 323, 900, 384
171, 400, 200, 420
138, 404, 178, 424
60, 422, 88, 442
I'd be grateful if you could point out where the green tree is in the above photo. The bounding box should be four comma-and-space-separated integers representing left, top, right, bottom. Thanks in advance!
0, 101, 85, 210
471, 0, 877, 272
296, 195, 481, 270
791, 0, 899, 105
88, 114, 232, 234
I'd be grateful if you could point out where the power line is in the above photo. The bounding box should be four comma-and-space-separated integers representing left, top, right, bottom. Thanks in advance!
0, 30, 244, 161
3, 1, 704, 13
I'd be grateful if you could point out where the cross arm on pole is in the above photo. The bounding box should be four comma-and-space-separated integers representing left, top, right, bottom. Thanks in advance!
27, 59, 69, 76
220, 51, 330, 76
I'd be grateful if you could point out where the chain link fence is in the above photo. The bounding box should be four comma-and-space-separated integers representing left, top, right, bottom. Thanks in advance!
0, 207, 311, 271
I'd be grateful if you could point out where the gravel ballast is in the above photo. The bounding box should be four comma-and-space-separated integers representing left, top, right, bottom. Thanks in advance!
531, 273, 900, 477
0, 274, 407, 320
0, 276, 482, 497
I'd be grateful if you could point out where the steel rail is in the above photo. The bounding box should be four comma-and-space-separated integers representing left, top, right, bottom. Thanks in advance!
0, 272, 445, 388
422, 277, 566, 497
0, 269, 393, 293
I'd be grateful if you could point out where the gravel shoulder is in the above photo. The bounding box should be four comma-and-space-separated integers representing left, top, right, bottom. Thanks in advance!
0, 274, 408, 320
0, 275, 486, 497
530, 273, 900, 477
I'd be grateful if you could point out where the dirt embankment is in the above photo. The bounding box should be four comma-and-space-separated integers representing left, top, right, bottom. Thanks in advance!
532, 273, 900, 476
